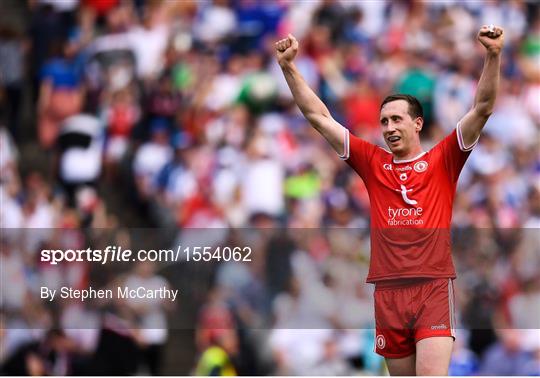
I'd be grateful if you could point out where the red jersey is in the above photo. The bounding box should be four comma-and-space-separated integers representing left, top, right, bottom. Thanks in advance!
343, 126, 475, 282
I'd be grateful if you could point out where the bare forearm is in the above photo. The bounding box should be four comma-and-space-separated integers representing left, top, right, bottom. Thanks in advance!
280, 61, 345, 153
455, 25, 504, 147
276, 34, 345, 155
280, 61, 331, 124
474, 52, 501, 116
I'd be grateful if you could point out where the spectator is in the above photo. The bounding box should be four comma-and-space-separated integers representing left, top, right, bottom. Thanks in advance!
101, 87, 140, 170
241, 130, 285, 218
1, 330, 75, 376
122, 262, 173, 375
0, 26, 25, 142
38, 39, 85, 148
132, 118, 173, 201
478, 329, 538, 376
57, 114, 104, 208
194, 333, 238, 376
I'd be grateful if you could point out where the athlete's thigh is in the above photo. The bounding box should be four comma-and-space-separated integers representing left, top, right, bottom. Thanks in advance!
385, 354, 416, 376
374, 288, 416, 359
415, 336, 453, 376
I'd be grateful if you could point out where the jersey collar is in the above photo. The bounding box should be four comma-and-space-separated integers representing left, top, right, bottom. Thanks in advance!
393, 151, 427, 164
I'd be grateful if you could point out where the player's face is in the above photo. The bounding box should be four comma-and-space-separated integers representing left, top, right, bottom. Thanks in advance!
380, 100, 422, 156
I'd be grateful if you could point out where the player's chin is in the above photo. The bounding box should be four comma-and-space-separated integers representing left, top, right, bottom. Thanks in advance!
386, 142, 402, 153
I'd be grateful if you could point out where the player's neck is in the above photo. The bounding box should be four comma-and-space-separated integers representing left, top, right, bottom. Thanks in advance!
393, 145, 424, 162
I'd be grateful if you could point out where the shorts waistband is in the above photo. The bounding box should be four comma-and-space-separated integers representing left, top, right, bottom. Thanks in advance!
375, 277, 436, 290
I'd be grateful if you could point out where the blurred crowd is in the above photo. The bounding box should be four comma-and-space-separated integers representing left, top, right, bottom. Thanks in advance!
1, 0, 540, 375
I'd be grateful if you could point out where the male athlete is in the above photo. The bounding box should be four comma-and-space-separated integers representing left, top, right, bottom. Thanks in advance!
276, 25, 503, 375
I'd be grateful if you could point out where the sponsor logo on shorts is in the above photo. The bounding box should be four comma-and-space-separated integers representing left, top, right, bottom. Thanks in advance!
376, 334, 386, 349
430, 323, 448, 330
414, 161, 428, 172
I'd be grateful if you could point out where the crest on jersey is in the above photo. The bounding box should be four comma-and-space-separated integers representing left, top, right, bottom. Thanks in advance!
399, 173, 407, 181
414, 161, 428, 173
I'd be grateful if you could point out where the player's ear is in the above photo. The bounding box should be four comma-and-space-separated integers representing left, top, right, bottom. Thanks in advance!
415, 117, 423, 132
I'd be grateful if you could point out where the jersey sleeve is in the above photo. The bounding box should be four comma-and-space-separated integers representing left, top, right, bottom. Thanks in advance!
339, 128, 379, 183
437, 123, 478, 183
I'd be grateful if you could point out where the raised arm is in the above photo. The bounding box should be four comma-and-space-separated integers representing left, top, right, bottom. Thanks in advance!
275, 34, 346, 157
459, 25, 504, 149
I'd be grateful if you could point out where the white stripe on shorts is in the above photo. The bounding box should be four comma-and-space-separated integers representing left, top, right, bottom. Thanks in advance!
448, 279, 456, 338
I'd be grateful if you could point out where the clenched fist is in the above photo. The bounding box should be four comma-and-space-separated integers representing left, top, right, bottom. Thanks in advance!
478, 25, 504, 55
275, 34, 299, 66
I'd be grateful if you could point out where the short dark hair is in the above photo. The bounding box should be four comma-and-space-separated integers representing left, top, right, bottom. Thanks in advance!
380, 94, 423, 120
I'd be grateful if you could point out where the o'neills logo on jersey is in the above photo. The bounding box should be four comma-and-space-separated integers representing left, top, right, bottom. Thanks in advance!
387, 206, 424, 226
396, 166, 412, 172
